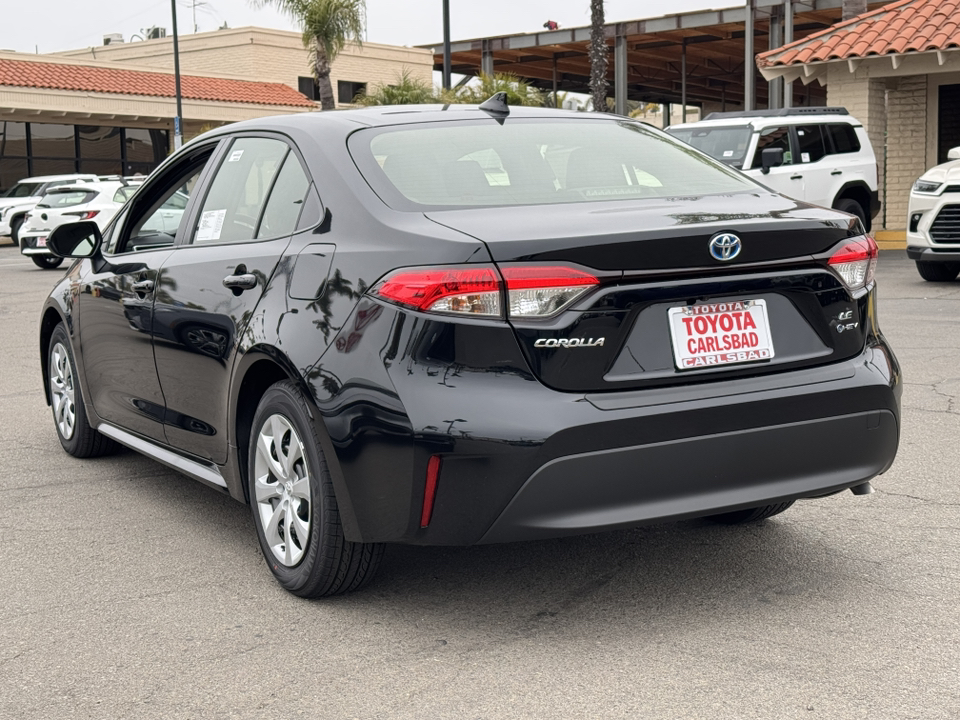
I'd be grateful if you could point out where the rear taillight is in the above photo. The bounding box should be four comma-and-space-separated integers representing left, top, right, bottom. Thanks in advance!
501, 266, 599, 317
64, 210, 100, 220
373, 264, 600, 318
828, 235, 878, 291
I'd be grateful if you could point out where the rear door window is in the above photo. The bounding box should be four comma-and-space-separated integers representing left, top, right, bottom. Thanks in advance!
192, 137, 288, 244
256, 152, 309, 239
795, 125, 827, 163
825, 124, 861, 154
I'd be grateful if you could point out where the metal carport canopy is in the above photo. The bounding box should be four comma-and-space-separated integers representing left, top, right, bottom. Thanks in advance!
423, 0, 887, 113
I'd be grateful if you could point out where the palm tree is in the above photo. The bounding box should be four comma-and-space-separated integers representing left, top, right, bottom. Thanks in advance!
256, 0, 365, 111
442, 73, 543, 107
588, 0, 608, 113
354, 69, 436, 106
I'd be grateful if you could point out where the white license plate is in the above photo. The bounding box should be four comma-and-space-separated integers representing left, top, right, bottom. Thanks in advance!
35, 236, 47, 247
667, 299, 775, 370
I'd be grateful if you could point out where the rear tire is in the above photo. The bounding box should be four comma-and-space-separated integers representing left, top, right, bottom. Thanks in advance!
48, 324, 117, 458
32, 255, 64, 270
916, 261, 960, 282
10, 216, 22, 246
248, 380, 384, 597
833, 198, 867, 229
706, 501, 795, 525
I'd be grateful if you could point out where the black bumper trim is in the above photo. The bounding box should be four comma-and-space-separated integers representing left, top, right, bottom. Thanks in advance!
906, 246, 960, 262
479, 409, 897, 544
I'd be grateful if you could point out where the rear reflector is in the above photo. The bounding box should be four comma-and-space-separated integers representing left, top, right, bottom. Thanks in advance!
420, 455, 442, 528
828, 235, 877, 291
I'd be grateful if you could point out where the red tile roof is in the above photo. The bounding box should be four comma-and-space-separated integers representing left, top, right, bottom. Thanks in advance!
758, 0, 960, 68
0, 57, 315, 108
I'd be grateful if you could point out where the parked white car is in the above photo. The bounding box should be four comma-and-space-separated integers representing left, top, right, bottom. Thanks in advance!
906, 147, 960, 281
19, 181, 187, 269
0, 174, 100, 245
667, 107, 881, 231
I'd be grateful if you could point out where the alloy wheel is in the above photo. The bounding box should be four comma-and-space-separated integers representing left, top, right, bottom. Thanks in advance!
253, 414, 312, 567
49, 342, 76, 440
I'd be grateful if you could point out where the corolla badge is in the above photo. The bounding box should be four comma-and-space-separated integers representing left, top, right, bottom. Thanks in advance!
709, 233, 742, 261
534, 337, 605, 348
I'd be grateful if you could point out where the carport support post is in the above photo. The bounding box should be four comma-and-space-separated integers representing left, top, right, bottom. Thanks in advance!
615, 30, 628, 116
171, 0, 183, 150
744, 0, 755, 111
768, 4, 782, 110
662, 102, 671, 127
783, 0, 794, 108
681, 40, 687, 122
481, 40, 494, 78
552, 54, 559, 107
442, 0, 451, 90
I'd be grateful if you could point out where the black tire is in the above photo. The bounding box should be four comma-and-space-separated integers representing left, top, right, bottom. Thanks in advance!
248, 380, 384, 597
32, 255, 64, 270
47, 324, 117, 458
706, 500, 795, 525
916, 261, 960, 282
10, 216, 22, 246
833, 198, 867, 228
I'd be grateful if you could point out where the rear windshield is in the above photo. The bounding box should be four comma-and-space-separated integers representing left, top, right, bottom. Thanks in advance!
36, 190, 98, 208
666, 125, 753, 168
349, 118, 756, 210
4, 182, 41, 198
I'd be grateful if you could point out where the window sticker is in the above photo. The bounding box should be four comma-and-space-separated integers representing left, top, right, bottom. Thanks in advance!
801, 152, 810, 163
723, 150, 734, 157
228, 150, 244, 162
196, 208, 227, 241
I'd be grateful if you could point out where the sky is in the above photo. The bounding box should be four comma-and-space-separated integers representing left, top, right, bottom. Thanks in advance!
0, 0, 738, 55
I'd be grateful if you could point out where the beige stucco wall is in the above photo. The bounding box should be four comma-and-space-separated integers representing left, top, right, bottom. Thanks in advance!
884, 75, 928, 231
53, 27, 434, 107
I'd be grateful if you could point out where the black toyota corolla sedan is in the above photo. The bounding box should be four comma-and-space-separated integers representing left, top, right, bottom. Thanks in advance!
40, 98, 901, 597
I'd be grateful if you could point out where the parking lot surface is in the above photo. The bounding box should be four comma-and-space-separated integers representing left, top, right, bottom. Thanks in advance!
1, 244, 958, 719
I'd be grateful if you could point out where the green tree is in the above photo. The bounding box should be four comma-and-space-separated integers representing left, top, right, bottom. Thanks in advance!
353, 68, 436, 106
588, 0, 608, 113
442, 73, 543, 107
255, 0, 365, 111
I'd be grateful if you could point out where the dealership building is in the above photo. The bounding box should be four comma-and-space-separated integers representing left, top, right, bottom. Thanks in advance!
0, 27, 433, 192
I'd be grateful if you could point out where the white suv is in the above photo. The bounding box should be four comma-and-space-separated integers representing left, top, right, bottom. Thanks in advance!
667, 107, 880, 231
0, 174, 100, 245
906, 147, 960, 281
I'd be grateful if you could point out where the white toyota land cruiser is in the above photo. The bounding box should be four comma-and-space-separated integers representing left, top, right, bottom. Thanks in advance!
667, 107, 880, 231
906, 147, 960, 282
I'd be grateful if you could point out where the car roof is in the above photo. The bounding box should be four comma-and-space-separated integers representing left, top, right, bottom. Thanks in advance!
667, 112, 860, 132
19, 174, 99, 183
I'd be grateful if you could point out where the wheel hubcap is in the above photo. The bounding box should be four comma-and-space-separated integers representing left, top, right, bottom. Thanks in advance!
49, 342, 76, 440
254, 414, 311, 567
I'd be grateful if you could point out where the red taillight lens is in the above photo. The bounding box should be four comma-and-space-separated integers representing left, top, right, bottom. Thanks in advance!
374, 265, 501, 316
503, 265, 600, 317
420, 455, 442, 528
64, 210, 100, 220
373, 264, 601, 318
828, 235, 878, 291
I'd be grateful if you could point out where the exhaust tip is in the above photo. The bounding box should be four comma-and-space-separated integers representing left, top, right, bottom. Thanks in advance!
850, 481, 874, 496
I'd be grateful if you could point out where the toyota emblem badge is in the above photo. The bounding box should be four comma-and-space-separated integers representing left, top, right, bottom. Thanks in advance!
709, 233, 742, 261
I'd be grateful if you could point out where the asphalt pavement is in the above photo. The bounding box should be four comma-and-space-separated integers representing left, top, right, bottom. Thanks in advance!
1, 242, 958, 719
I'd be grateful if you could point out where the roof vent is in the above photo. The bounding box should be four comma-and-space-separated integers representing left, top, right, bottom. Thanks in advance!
103, 33, 124, 46
145, 27, 167, 40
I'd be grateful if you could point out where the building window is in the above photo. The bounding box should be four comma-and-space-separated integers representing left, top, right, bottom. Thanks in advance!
0, 121, 29, 193
298, 76, 319, 102
338, 80, 367, 105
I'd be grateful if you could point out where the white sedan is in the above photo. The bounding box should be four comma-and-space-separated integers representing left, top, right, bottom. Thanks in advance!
906, 146, 960, 281
20, 182, 186, 269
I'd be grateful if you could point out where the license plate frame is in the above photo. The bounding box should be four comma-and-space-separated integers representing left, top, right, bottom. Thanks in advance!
35, 236, 47, 248
667, 299, 775, 370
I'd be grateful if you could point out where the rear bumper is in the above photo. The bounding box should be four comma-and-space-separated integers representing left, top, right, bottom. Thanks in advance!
480, 408, 895, 543
19, 235, 51, 256
906, 246, 960, 262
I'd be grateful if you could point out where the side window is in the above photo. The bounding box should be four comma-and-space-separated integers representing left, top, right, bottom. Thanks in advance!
193, 137, 288, 244
826, 124, 861, 154
111, 145, 216, 255
795, 125, 827, 163
257, 152, 309, 239
753, 126, 793, 167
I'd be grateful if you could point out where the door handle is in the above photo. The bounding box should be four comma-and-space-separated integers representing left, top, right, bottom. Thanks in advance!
131, 279, 155, 294
223, 273, 258, 291
790, 174, 803, 180
831, 170, 843, 176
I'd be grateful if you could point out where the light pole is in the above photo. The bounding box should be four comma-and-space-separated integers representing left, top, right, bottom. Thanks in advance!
171, 0, 184, 150
442, 0, 451, 91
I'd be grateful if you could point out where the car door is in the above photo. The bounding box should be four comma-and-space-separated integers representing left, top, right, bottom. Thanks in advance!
152, 135, 311, 464
749, 125, 805, 201
76, 141, 221, 442
793, 124, 832, 208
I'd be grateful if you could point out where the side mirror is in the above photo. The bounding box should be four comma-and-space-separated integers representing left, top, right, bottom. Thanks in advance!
948, 147, 960, 161
47, 221, 102, 258
760, 147, 785, 175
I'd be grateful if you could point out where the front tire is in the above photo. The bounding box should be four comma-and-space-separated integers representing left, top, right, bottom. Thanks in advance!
10, 216, 22, 246
48, 324, 117, 458
248, 380, 384, 597
916, 260, 960, 282
706, 501, 795, 525
32, 255, 64, 270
